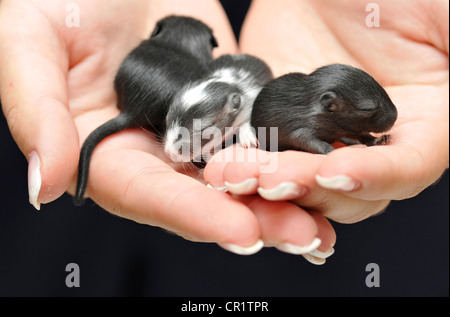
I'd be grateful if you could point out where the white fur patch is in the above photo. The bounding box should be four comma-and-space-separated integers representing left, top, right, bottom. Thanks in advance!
180, 81, 211, 111
164, 120, 181, 154
164, 120, 191, 162
212, 68, 237, 84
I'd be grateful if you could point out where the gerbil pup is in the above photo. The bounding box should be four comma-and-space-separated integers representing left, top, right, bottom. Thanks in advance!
251, 64, 398, 154
164, 54, 273, 163
74, 16, 218, 205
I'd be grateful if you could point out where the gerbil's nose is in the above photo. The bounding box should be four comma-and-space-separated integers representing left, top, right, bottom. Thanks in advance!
390, 104, 398, 123
384, 102, 398, 129
164, 144, 179, 162
375, 101, 398, 132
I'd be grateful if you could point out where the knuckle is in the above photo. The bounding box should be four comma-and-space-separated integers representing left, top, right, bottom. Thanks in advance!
328, 200, 391, 224
3, 102, 22, 142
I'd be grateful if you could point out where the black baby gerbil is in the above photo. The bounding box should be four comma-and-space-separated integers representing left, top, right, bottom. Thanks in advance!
74, 16, 218, 205
251, 64, 398, 154
164, 54, 273, 163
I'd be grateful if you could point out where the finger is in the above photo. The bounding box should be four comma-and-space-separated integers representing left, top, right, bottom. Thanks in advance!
256, 151, 391, 223
240, 196, 319, 249
237, 196, 337, 264
221, 148, 262, 195
257, 151, 323, 200
85, 146, 262, 253
205, 147, 390, 223
318, 128, 448, 202
205, 146, 325, 198
204, 145, 275, 195
0, 3, 78, 209
301, 210, 337, 265
206, 148, 338, 254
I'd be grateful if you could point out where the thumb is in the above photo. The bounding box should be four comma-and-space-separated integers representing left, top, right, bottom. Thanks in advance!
0, 2, 79, 209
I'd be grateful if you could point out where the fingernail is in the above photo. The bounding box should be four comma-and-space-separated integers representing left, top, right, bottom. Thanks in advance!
308, 247, 335, 259
206, 183, 229, 192
258, 182, 307, 201
225, 177, 258, 195
219, 239, 264, 255
28, 151, 41, 210
315, 175, 359, 192
276, 237, 321, 255
302, 254, 326, 265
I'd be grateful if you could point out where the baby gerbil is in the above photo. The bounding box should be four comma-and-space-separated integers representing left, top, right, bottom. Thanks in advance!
164, 54, 273, 163
250, 64, 398, 154
74, 16, 218, 205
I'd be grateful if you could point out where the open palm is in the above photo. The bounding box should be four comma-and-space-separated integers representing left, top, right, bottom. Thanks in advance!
0, 0, 338, 260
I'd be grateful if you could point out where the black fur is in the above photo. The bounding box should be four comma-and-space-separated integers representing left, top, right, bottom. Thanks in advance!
251, 64, 398, 154
74, 16, 218, 206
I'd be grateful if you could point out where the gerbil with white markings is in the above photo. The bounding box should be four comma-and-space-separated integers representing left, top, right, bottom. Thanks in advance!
74, 16, 218, 205
164, 54, 273, 163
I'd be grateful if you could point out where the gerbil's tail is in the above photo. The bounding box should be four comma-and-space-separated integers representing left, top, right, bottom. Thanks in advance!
73, 114, 131, 206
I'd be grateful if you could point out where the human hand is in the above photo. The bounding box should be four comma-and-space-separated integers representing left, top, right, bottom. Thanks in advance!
0, 0, 281, 253
204, 0, 449, 224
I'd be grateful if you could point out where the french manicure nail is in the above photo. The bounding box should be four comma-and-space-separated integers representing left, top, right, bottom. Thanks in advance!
308, 247, 335, 259
225, 177, 258, 195
315, 175, 359, 192
219, 239, 264, 255
258, 182, 307, 201
276, 237, 322, 255
28, 151, 41, 210
206, 183, 229, 192
302, 254, 326, 265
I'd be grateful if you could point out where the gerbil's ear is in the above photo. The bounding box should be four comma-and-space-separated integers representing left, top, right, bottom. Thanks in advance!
211, 35, 219, 48
320, 92, 342, 112
226, 94, 241, 113
151, 22, 162, 38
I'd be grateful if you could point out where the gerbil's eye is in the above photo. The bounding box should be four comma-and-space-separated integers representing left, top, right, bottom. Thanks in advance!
151, 22, 162, 38
327, 103, 340, 112
359, 108, 376, 118
210, 35, 219, 48
359, 102, 378, 112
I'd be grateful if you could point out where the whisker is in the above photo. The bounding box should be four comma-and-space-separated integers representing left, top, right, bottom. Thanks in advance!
143, 113, 165, 140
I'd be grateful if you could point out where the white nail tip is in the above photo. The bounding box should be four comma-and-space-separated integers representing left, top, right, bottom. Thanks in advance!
257, 182, 302, 200
302, 254, 326, 265
315, 174, 357, 191
206, 183, 229, 192
28, 151, 41, 210
308, 247, 335, 259
225, 178, 258, 195
276, 237, 322, 255
219, 239, 264, 255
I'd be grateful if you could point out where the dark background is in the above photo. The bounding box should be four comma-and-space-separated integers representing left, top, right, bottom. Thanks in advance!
0, 0, 448, 297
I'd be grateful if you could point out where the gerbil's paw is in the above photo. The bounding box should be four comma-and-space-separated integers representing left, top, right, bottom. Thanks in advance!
240, 134, 259, 149
375, 134, 392, 145
238, 124, 259, 148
